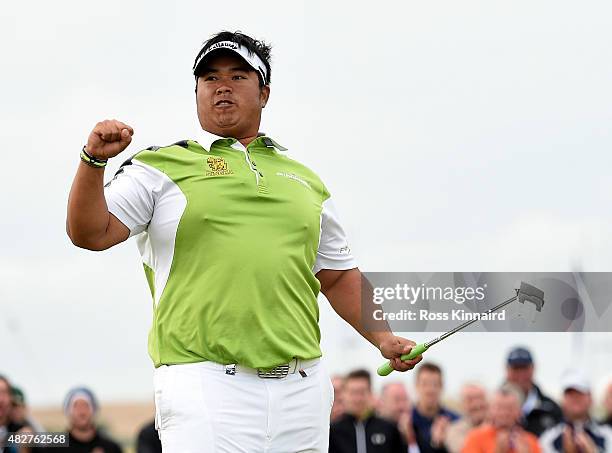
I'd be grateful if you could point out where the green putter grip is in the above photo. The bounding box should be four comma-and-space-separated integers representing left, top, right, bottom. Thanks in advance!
377, 343, 429, 376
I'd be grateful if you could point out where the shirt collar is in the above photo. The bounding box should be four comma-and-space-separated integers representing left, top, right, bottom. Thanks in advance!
197, 129, 287, 152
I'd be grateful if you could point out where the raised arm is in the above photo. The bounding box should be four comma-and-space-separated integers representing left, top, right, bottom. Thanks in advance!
66, 119, 133, 251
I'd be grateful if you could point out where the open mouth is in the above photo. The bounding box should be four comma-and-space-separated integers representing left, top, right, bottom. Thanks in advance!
215, 99, 235, 106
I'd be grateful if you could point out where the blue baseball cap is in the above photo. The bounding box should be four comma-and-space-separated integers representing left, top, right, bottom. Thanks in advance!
507, 347, 533, 367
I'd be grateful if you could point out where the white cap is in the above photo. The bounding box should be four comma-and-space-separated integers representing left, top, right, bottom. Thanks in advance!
193, 40, 269, 85
561, 369, 591, 394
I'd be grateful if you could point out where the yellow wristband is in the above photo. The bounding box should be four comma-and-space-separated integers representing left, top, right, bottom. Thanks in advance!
80, 146, 107, 168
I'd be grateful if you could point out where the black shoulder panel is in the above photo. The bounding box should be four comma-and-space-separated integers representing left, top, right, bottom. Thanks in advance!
103, 152, 140, 187
104, 141, 188, 187
145, 140, 188, 151
170, 140, 189, 148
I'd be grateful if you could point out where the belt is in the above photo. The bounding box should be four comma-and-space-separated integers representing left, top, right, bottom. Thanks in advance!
201, 357, 320, 379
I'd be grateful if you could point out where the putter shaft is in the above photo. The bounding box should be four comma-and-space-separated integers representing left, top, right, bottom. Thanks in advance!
425, 290, 519, 348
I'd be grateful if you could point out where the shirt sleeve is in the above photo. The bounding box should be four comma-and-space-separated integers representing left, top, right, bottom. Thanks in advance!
313, 197, 357, 274
103, 157, 161, 237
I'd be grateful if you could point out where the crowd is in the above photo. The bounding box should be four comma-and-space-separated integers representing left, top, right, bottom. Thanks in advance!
2, 346, 612, 453
330, 347, 612, 453
0, 375, 160, 453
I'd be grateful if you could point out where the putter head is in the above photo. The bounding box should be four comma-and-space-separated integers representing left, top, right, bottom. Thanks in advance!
518, 281, 545, 312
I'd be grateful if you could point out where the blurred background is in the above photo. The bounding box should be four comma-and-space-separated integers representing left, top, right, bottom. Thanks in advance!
1, 0, 611, 450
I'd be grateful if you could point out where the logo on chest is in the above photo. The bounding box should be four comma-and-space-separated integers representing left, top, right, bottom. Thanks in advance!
205, 156, 233, 176
276, 171, 312, 190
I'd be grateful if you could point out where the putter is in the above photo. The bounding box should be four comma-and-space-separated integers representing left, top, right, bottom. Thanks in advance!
377, 281, 545, 376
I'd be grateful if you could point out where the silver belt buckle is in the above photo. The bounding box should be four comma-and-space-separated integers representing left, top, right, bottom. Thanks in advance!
257, 364, 290, 379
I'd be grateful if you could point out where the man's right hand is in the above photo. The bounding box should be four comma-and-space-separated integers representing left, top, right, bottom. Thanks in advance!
86, 119, 134, 160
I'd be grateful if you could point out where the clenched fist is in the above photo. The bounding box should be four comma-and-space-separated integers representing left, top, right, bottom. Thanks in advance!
86, 119, 134, 160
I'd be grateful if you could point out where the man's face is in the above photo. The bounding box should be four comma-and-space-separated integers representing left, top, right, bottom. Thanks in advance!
196, 52, 270, 139
604, 382, 612, 415
461, 385, 488, 425
506, 364, 534, 393
10, 403, 26, 424
415, 370, 442, 408
490, 392, 521, 430
69, 399, 94, 430
378, 383, 411, 422
331, 377, 345, 422
0, 380, 11, 424
562, 389, 591, 422
343, 378, 372, 418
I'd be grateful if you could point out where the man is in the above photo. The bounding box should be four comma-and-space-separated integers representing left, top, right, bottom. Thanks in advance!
504, 346, 561, 436
136, 419, 162, 453
0, 375, 22, 453
9, 387, 44, 432
412, 363, 459, 453
332, 375, 347, 423
30, 387, 122, 453
66, 30, 422, 452
330, 369, 407, 453
377, 382, 419, 451
540, 370, 612, 453
444, 383, 488, 453
601, 380, 612, 428
462, 384, 540, 453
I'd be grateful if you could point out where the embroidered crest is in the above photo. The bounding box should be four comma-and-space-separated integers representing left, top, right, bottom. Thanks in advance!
205, 156, 233, 176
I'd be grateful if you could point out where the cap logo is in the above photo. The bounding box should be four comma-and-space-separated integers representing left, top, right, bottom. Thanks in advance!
207, 41, 239, 52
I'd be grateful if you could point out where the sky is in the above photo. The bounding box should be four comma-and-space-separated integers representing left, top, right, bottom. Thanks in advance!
1, 0, 612, 407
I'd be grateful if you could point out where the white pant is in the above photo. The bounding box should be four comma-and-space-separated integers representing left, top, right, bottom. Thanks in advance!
153, 358, 333, 453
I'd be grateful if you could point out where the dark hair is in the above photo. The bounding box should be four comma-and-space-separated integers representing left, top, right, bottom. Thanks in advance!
193, 30, 272, 86
415, 362, 443, 381
346, 369, 372, 389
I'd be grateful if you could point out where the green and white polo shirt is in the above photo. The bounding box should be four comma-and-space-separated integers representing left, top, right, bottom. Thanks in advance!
104, 129, 356, 369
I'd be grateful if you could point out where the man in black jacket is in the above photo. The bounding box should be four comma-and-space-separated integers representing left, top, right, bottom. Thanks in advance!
330, 369, 409, 453
31, 387, 123, 453
136, 420, 162, 453
0, 375, 23, 453
504, 346, 562, 436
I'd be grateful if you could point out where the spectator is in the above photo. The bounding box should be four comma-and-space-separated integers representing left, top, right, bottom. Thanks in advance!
462, 383, 540, 453
601, 380, 612, 428
331, 375, 346, 423
412, 362, 459, 453
377, 382, 419, 451
540, 370, 612, 453
505, 346, 562, 436
0, 375, 22, 453
136, 419, 161, 453
32, 387, 122, 453
9, 387, 44, 432
330, 369, 406, 453
444, 383, 488, 453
